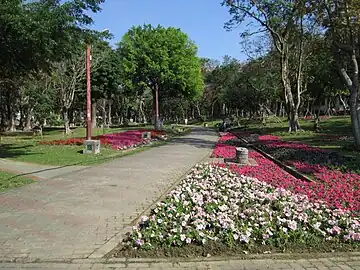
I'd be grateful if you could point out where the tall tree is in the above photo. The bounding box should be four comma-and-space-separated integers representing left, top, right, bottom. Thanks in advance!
0, 0, 105, 131
314, 0, 360, 149
223, 0, 315, 132
117, 24, 204, 129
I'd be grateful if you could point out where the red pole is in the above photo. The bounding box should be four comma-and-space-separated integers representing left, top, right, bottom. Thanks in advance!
155, 84, 159, 130
86, 44, 92, 140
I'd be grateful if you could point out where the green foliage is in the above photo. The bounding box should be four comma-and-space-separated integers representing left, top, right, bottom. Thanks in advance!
20, 72, 56, 124
0, 0, 105, 80
90, 41, 122, 101
205, 54, 280, 115
116, 24, 204, 101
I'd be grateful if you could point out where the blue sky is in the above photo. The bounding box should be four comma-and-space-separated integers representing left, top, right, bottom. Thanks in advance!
91, 0, 247, 61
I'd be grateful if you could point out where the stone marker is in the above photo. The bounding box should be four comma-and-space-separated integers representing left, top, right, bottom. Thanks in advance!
83, 140, 100, 154
235, 147, 248, 164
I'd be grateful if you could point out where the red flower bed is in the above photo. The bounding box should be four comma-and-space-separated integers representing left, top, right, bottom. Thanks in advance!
257, 134, 325, 153
303, 115, 329, 120
211, 133, 360, 213
39, 129, 167, 150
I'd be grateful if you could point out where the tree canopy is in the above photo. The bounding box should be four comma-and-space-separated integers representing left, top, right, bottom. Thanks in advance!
116, 24, 204, 128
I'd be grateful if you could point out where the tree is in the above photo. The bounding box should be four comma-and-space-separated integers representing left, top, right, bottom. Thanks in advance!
19, 72, 55, 131
89, 42, 122, 128
51, 41, 107, 134
117, 24, 204, 129
223, 0, 316, 132
0, 0, 105, 131
314, 0, 360, 149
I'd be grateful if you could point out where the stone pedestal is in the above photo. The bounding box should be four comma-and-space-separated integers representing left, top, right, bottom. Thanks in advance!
235, 147, 248, 164
83, 140, 100, 154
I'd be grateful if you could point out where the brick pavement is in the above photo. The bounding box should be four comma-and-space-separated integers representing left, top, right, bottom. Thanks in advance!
0, 255, 359, 269
0, 158, 89, 180
0, 127, 217, 262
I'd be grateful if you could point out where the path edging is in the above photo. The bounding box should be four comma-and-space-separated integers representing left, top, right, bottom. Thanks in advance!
1, 251, 359, 265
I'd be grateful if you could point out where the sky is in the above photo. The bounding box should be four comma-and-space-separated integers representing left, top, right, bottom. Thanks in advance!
91, 0, 248, 61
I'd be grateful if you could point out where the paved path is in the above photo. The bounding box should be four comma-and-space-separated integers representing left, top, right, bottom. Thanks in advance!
0, 159, 89, 180
0, 127, 217, 262
1, 128, 359, 269
0, 255, 359, 269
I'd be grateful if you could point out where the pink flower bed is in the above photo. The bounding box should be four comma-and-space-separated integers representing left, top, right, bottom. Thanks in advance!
257, 134, 324, 152
40, 129, 166, 150
104, 130, 164, 150
210, 133, 237, 158
211, 133, 360, 213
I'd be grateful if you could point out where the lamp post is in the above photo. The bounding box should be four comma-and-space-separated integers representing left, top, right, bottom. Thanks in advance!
86, 44, 92, 140
155, 84, 159, 130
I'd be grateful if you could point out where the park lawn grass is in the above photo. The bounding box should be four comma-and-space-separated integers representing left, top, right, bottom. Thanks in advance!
0, 170, 34, 192
0, 125, 189, 166
235, 116, 360, 173
241, 116, 356, 151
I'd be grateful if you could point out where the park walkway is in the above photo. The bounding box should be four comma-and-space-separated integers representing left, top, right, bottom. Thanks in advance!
1, 127, 360, 269
0, 158, 88, 180
0, 127, 217, 262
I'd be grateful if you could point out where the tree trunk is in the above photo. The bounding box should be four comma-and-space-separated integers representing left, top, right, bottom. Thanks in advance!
69, 109, 74, 126
139, 98, 146, 123
108, 101, 112, 126
62, 108, 71, 134
288, 109, 300, 132
196, 102, 202, 119
280, 51, 300, 132
102, 99, 107, 128
339, 95, 348, 111
19, 104, 24, 129
211, 101, 216, 119
8, 115, 16, 132
153, 85, 160, 130
0, 109, 6, 132
336, 51, 360, 149
91, 100, 97, 128
23, 109, 32, 132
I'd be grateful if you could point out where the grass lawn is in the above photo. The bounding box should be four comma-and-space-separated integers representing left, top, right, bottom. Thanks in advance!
233, 115, 360, 177
0, 170, 34, 192
0, 125, 189, 166
239, 116, 357, 154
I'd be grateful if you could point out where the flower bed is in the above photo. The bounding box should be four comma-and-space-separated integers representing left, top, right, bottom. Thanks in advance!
122, 164, 359, 255
39, 129, 167, 150
213, 133, 360, 213
303, 115, 329, 120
